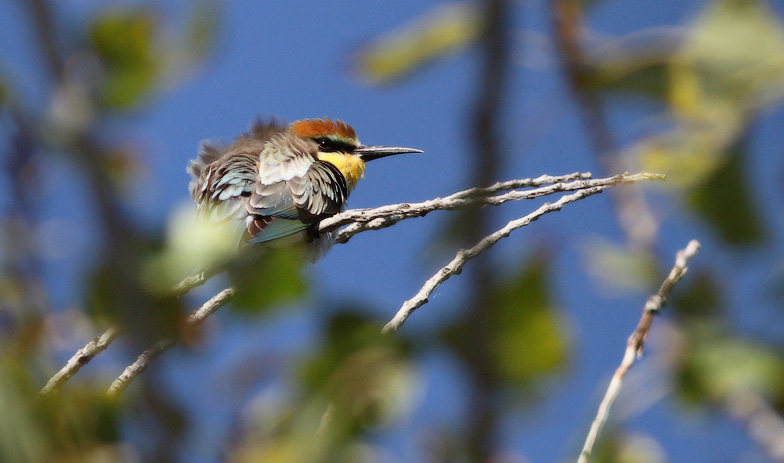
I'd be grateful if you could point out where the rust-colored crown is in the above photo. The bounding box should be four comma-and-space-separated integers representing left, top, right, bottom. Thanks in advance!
288, 118, 357, 141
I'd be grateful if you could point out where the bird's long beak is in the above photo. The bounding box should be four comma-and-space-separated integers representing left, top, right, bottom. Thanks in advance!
355, 145, 424, 162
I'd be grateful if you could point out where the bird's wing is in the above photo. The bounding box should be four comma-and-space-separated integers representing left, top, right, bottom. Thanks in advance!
245, 134, 349, 244
188, 134, 349, 246
190, 145, 258, 224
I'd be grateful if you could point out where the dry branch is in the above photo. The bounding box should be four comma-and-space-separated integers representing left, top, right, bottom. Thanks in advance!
106, 287, 235, 396
39, 327, 121, 396
578, 239, 700, 463
383, 181, 633, 333
40, 171, 662, 396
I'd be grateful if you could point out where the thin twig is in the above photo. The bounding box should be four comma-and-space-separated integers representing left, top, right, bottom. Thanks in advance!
106, 287, 236, 396
41, 172, 603, 395
318, 174, 664, 434
380, 183, 645, 334
44, 171, 661, 395
172, 173, 594, 292
331, 172, 662, 243
110, 173, 659, 395
578, 239, 701, 463
171, 264, 226, 296
320, 172, 592, 234
38, 264, 225, 397
38, 327, 122, 396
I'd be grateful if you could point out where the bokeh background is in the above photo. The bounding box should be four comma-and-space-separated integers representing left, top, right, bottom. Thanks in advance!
2, 0, 784, 462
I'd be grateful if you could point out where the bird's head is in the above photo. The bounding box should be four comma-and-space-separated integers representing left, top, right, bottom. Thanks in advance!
288, 118, 422, 189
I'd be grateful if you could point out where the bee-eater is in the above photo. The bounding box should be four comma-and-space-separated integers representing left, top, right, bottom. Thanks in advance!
187, 118, 422, 254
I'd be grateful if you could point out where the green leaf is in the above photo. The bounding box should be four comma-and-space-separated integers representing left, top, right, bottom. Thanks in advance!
227, 245, 309, 313
680, 0, 784, 107
87, 239, 183, 346
583, 239, 659, 293
590, 431, 666, 463
0, 364, 50, 463
589, 54, 672, 102
671, 270, 725, 320
688, 143, 766, 245
677, 326, 784, 404
487, 253, 570, 387
89, 10, 161, 109
300, 312, 413, 436
0, 357, 122, 463
354, 3, 481, 85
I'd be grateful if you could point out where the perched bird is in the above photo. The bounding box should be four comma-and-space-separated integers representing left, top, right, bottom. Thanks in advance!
187, 118, 422, 255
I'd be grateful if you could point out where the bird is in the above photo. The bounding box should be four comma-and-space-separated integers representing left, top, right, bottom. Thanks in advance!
187, 118, 422, 257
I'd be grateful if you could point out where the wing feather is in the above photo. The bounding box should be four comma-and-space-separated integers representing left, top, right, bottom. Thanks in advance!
189, 128, 350, 246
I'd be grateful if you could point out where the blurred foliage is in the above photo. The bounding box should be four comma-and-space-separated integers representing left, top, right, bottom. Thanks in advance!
228, 245, 309, 313
2, 0, 784, 462
89, 10, 161, 110
582, 239, 659, 292
84, 1, 219, 111
226, 311, 415, 463
670, 270, 725, 320
676, 324, 784, 405
354, 3, 481, 85
485, 253, 570, 388
184, 1, 221, 62
144, 205, 243, 291
88, 245, 185, 346
0, 351, 123, 463
590, 431, 666, 463
591, 0, 784, 198
301, 312, 415, 436
688, 143, 767, 245
592, 58, 671, 102
444, 252, 570, 393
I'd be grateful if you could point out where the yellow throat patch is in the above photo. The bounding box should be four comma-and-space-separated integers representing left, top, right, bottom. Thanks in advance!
318, 152, 366, 190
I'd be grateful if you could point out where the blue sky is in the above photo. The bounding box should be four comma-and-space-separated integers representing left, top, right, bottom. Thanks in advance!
3, 0, 784, 462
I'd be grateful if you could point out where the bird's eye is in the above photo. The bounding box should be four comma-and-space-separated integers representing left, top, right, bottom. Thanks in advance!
315, 137, 338, 152
313, 136, 357, 153
313, 138, 334, 151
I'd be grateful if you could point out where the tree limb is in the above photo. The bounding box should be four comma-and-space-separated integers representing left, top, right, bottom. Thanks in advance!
578, 239, 701, 463
106, 287, 236, 397
330, 172, 661, 243
40, 171, 662, 396
382, 176, 662, 334
39, 327, 121, 396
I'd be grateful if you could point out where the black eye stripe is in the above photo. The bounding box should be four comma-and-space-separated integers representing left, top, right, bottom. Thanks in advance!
312, 137, 355, 153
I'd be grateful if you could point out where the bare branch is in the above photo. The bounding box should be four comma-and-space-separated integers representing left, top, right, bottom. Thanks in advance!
316, 172, 661, 434
578, 239, 701, 463
39, 327, 121, 396
382, 177, 660, 334
43, 171, 662, 395
319, 172, 590, 233
171, 264, 226, 296
106, 287, 236, 396
178, 173, 596, 289
329, 172, 662, 243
